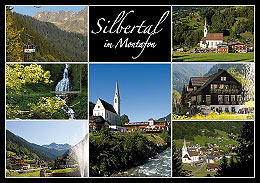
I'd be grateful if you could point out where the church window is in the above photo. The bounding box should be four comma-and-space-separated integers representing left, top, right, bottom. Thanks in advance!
115, 99, 117, 103
98, 105, 100, 108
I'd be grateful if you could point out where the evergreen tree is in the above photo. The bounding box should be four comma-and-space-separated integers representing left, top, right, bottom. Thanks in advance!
6, 7, 24, 62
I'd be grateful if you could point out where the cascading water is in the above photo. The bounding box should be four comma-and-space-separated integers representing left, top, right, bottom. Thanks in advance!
55, 64, 75, 119
71, 134, 89, 177
56, 64, 70, 92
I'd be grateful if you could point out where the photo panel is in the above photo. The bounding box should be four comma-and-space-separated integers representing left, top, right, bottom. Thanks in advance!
172, 121, 254, 177
6, 5, 88, 62
6, 120, 89, 177
172, 6, 254, 62
88, 63, 171, 177
6, 63, 88, 120
172, 63, 254, 120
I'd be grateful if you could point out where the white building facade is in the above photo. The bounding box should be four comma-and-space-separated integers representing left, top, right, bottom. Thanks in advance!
182, 139, 200, 164
200, 18, 223, 49
93, 81, 121, 125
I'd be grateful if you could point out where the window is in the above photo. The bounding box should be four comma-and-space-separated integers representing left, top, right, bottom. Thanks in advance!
218, 95, 223, 103
231, 95, 235, 102
224, 95, 229, 104
115, 99, 117, 103
197, 95, 202, 103
237, 95, 242, 101
206, 95, 211, 104
221, 77, 226, 81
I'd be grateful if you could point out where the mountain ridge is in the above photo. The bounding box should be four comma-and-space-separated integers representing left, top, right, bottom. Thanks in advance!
6, 130, 70, 161
33, 7, 88, 35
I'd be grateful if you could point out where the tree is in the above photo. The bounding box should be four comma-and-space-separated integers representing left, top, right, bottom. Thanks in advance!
120, 114, 130, 126
6, 64, 53, 94
216, 122, 254, 177
6, 6, 24, 62
27, 97, 67, 119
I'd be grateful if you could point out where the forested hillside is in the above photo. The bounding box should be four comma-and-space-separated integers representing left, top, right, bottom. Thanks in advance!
6, 130, 67, 161
172, 121, 245, 141
16, 13, 87, 61
173, 6, 254, 48
6, 7, 87, 62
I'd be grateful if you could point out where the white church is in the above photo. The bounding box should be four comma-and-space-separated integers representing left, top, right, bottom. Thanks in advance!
93, 81, 120, 125
200, 18, 223, 49
182, 139, 200, 164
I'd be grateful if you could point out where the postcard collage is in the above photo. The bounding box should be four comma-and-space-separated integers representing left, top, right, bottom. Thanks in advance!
5, 5, 255, 181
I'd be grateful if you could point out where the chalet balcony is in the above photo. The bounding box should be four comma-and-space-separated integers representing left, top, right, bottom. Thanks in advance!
210, 88, 240, 94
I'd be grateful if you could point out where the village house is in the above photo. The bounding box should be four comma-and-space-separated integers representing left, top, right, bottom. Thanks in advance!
89, 116, 110, 131
228, 42, 248, 53
124, 118, 169, 132
55, 154, 76, 169
206, 164, 220, 172
7, 156, 24, 170
185, 68, 244, 114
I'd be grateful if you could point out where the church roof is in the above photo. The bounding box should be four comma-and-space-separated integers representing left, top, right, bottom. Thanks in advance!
206, 33, 223, 40
188, 151, 198, 157
183, 154, 191, 160
99, 99, 117, 114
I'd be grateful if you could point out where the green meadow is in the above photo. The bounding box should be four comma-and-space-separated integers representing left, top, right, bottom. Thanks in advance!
173, 52, 254, 62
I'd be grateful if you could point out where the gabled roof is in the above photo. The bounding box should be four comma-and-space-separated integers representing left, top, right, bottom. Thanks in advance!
188, 151, 198, 157
192, 69, 241, 95
190, 77, 210, 87
99, 98, 117, 114
183, 154, 191, 160
206, 33, 223, 40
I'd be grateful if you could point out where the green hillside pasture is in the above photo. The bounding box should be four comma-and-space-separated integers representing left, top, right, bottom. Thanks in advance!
173, 52, 254, 62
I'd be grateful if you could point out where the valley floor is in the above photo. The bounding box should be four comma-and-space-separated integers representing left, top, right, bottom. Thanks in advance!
172, 52, 254, 62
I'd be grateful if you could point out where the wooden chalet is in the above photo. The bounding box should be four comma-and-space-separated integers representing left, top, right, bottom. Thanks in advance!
89, 115, 111, 131
206, 164, 220, 172
185, 69, 244, 113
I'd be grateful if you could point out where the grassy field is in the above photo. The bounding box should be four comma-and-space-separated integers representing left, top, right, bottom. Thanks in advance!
6, 170, 41, 177
172, 52, 254, 62
174, 129, 239, 149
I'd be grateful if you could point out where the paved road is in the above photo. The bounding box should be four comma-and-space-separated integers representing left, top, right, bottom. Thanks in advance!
192, 161, 206, 175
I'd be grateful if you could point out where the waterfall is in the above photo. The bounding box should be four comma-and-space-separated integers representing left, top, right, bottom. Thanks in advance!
55, 64, 70, 92
55, 64, 75, 119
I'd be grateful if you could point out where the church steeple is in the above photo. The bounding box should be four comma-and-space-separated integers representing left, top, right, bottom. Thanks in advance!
114, 80, 120, 116
182, 138, 188, 158
204, 17, 208, 38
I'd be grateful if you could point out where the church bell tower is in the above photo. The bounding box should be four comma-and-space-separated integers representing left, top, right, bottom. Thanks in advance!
114, 80, 120, 116
204, 17, 208, 38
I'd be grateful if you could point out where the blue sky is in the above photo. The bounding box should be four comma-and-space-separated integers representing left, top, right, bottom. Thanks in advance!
11, 5, 86, 16
89, 64, 171, 122
6, 120, 88, 146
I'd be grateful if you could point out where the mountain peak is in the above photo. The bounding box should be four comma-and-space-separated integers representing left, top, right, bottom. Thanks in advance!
32, 7, 88, 34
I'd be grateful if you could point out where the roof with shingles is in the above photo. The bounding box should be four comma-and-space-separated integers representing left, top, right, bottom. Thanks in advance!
99, 98, 117, 114
206, 33, 223, 40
